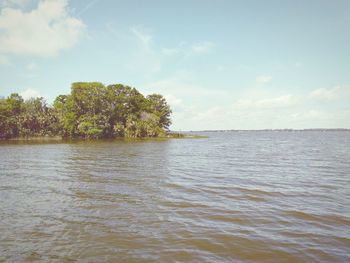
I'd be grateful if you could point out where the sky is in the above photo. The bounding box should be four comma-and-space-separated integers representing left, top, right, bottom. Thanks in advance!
0, 0, 350, 130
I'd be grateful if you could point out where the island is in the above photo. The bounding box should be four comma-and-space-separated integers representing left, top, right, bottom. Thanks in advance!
0, 82, 179, 139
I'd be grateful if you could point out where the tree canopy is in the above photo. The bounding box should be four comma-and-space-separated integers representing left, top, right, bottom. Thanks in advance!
0, 82, 172, 139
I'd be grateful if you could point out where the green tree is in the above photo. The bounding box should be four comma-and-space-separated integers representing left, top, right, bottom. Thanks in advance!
1, 82, 173, 139
0, 93, 24, 138
146, 94, 172, 130
18, 97, 59, 137
53, 94, 77, 136
6, 93, 23, 115
0, 97, 13, 139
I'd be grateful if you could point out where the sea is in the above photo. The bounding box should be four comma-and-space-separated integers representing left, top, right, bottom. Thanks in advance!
0, 130, 349, 262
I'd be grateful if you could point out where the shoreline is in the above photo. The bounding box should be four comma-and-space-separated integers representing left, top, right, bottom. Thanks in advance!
184, 128, 350, 132
0, 133, 207, 142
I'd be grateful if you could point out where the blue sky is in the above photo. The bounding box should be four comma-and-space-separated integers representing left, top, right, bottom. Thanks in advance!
1, 0, 350, 130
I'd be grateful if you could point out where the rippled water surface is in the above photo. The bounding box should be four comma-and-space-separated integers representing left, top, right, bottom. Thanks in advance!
1, 131, 350, 262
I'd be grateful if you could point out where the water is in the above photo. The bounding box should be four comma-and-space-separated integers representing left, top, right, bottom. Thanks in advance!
0, 131, 349, 262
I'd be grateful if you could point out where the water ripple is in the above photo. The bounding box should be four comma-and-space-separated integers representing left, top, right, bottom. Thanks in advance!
0, 131, 350, 262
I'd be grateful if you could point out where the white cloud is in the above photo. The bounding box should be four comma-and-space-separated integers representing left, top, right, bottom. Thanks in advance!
127, 25, 161, 74
1, 0, 29, 8
191, 41, 214, 54
0, 54, 10, 65
130, 25, 152, 46
288, 109, 350, 129
164, 94, 183, 108
290, 110, 330, 120
162, 41, 215, 57
234, 95, 293, 110
143, 75, 236, 130
143, 76, 349, 130
310, 86, 350, 100
26, 62, 38, 71
189, 106, 226, 122
0, 0, 85, 57
127, 24, 215, 75
19, 88, 42, 100
256, 75, 272, 84
77, 0, 101, 16
161, 47, 179, 56
144, 76, 226, 98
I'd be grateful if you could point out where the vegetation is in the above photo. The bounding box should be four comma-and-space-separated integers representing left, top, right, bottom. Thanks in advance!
0, 82, 172, 139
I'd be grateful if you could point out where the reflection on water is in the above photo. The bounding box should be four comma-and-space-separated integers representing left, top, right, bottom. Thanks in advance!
0, 131, 350, 262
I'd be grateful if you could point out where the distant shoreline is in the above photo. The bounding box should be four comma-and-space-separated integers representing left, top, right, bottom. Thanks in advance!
184, 128, 350, 132
0, 132, 189, 141
1, 129, 347, 142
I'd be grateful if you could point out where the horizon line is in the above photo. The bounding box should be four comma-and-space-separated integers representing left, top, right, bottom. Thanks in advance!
174, 128, 350, 132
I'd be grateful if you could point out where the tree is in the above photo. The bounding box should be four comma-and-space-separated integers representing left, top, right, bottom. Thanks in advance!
0, 93, 24, 138
6, 93, 23, 115
146, 94, 172, 130
53, 94, 77, 136
18, 97, 59, 137
1, 82, 173, 139
0, 97, 12, 139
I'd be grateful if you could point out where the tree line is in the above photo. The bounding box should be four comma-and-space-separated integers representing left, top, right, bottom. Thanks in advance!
0, 82, 172, 139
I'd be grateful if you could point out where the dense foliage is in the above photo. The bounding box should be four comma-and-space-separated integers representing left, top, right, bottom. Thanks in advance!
0, 82, 172, 139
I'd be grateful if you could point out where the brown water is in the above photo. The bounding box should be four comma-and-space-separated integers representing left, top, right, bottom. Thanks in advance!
0, 131, 349, 262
